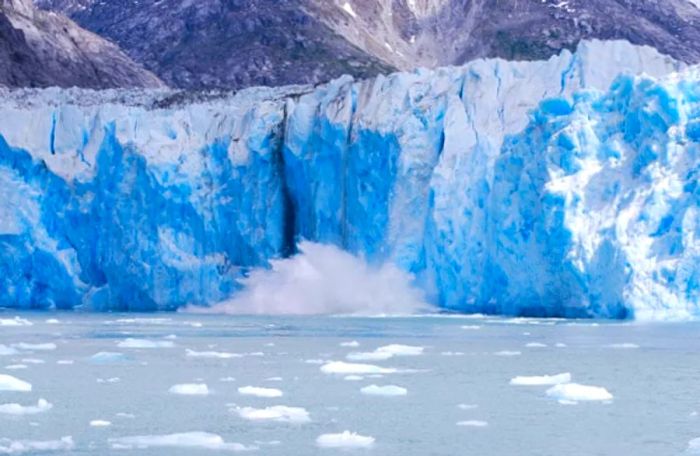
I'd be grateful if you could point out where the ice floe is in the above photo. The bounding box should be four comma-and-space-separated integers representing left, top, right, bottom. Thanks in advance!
340, 341, 360, 347
89, 352, 128, 364
316, 431, 375, 449
185, 349, 241, 359
456, 420, 488, 427
117, 339, 174, 349
494, 351, 521, 357
0, 436, 73, 453
89, 420, 111, 427
169, 384, 209, 396
234, 405, 310, 423
0, 374, 31, 392
0, 345, 18, 356
608, 343, 640, 349
545, 383, 613, 403
510, 373, 572, 386
0, 317, 32, 327
525, 343, 548, 348
321, 362, 397, 375
0, 399, 52, 415
4, 365, 27, 370
346, 352, 393, 361
12, 343, 56, 351
238, 386, 282, 398
360, 385, 407, 396
109, 432, 251, 451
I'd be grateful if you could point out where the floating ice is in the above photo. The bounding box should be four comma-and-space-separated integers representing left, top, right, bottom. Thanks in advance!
5, 365, 27, 370
0, 345, 18, 356
0, 318, 32, 327
237, 386, 283, 398
457, 404, 478, 410
346, 352, 393, 361
234, 405, 310, 423
168, 383, 209, 396
0, 436, 73, 454
89, 352, 128, 364
12, 343, 57, 351
340, 341, 360, 348
546, 383, 613, 402
510, 373, 572, 386
360, 385, 407, 396
117, 339, 174, 349
20, 359, 44, 364
375, 345, 424, 356
608, 343, 640, 349
0, 399, 52, 415
109, 432, 251, 451
461, 325, 482, 330
316, 431, 375, 449
344, 375, 364, 381
97, 377, 120, 384
90, 419, 112, 427
525, 343, 548, 348
494, 351, 521, 357
185, 349, 241, 359
220, 377, 236, 383
0, 374, 31, 392
321, 362, 397, 375
456, 420, 488, 427
56, 360, 74, 365
45, 319, 60, 324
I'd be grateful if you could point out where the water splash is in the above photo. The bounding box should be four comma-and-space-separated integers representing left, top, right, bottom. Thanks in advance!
198, 242, 429, 315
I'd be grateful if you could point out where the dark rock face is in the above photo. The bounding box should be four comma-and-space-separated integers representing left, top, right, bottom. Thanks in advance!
0, 0, 163, 88
33, 0, 700, 90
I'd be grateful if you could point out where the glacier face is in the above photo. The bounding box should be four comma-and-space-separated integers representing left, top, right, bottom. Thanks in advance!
0, 40, 697, 319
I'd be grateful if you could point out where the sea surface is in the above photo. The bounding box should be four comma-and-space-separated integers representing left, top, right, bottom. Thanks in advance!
0, 312, 699, 455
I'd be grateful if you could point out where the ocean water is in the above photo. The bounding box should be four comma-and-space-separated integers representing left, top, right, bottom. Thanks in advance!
0, 312, 698, 455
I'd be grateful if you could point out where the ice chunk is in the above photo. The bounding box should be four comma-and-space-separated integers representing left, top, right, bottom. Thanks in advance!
510, 373, 572, 386
0, 436, 73, 453
90, 420, 112, 427
360, 385, 407, 396
117, 339, 174, 349
316, 431, 375, 449
109, 432, 251, 451
340, 341, 360, 347
545, 383, 613, 402
89, 352, 128, 364
0, 374, 31, 392
525, 343, 548, 348
320, 362, 397, 375
169, 383, 209, 396
344, 375, 364, 381
0, 399, 52, 415
0, 345, 18, 356
494, 351, 521, 357
608, 343, 640, 349
237, 386, 282, 398
0, 317, 32, 327
5, 365, 27, 370
375, 344, 424, 356
234, 406, 310, 423
346, 352, 393, 361
456, 420, 488, 427
185, 349, 241, 359
12, 343, 57, 351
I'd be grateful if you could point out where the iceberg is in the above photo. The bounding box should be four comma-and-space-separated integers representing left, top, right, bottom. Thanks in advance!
0, 39, 696, 319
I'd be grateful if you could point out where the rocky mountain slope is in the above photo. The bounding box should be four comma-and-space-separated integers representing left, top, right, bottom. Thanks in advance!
0, 0, 163, 88
35, 0, 700, 90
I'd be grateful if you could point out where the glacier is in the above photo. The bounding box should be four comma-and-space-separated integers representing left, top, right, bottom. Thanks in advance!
0, 40, 698, 319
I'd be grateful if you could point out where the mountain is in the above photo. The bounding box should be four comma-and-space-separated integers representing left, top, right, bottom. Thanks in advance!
0, 41, 695, 319
0, 0, 163, 88
35, 0, 700, 90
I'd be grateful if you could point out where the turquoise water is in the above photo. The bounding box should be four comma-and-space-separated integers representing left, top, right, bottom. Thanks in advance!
0, 313, 699, 455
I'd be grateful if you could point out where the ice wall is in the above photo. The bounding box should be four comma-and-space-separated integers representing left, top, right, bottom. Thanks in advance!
0, 40, 695, 318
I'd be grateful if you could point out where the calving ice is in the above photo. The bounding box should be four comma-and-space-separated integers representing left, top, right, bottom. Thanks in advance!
0, 40, 697, 319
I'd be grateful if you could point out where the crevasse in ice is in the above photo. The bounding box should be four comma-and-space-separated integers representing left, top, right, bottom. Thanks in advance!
0, 40, 696, 319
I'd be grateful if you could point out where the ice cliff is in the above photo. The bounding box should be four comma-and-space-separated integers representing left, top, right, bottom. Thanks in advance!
0, 40, 697, 319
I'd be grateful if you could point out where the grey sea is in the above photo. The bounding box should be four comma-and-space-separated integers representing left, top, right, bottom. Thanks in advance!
0, 312, 698, 455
